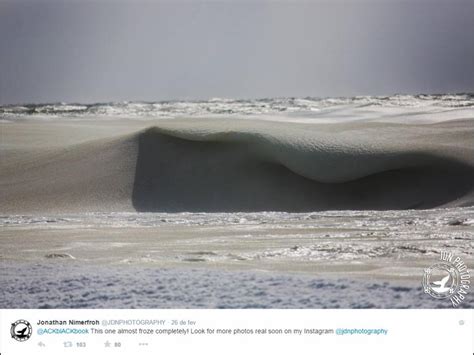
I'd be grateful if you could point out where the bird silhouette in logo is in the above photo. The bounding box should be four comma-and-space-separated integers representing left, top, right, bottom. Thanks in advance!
431, 274, 451, 293
15, 327, 28, 338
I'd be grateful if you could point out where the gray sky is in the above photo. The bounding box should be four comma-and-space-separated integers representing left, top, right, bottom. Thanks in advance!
1, 0, 473, 104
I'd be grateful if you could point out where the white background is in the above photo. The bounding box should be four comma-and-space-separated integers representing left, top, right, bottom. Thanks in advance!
0, 309, 472, 355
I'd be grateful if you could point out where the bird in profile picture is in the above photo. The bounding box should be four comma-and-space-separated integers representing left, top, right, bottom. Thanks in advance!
430, 273, 451, 293
15, 326, 28, 338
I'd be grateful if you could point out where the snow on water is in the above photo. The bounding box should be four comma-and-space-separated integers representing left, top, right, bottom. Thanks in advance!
2, 208, 473, 264
1, 94, 473, 121
2, 208, 472, 308
2, 264, 471, 308
3, 207, 474, 228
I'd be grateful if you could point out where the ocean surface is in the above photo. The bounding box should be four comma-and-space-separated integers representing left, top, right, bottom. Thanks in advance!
1, 208, 473, 308
1, 94, 474, 120
1, 94, 473, 308
1, 208, 473, 264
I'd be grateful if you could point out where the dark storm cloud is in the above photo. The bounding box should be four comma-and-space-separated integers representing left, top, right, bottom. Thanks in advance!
0, 0, 473, 104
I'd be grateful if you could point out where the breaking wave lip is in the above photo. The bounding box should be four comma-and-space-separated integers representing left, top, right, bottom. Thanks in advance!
1, 117, 473, 213
130, 123, 474, 212
1, 93, 474, 120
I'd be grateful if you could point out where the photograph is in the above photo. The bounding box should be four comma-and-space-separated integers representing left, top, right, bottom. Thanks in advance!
1, 0, 472, 313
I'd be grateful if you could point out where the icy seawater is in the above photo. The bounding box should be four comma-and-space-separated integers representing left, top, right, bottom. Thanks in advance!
1, 208, 473, 266
1, 208, 473, 308
1, 94, 474, 121
1, 94, 473, 308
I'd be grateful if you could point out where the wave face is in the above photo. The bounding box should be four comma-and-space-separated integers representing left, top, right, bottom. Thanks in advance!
1, 117, 473, 213
1, 94, 474, 120
131, 120, 474, 212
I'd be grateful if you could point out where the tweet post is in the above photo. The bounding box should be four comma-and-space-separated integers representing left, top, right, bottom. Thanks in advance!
1, 0, 474, 354
1, 309, 472, 354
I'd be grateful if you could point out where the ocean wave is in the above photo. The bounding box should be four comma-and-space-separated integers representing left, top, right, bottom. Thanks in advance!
1, 118, 473, 213
1, 94, 473, 120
